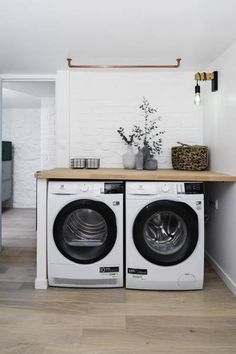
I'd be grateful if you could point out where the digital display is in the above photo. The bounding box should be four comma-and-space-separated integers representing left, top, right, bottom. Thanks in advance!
184, 183, 204, 194
104, 182, 124, 194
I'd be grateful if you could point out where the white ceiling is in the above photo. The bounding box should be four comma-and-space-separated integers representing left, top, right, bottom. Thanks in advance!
0, 0, 236, 74
2, 82, 55, 108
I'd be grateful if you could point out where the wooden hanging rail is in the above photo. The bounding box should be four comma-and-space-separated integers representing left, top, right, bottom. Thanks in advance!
67, 58, 181, 69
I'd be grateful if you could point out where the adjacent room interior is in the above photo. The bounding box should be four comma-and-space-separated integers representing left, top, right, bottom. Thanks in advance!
1, 81, 55, 254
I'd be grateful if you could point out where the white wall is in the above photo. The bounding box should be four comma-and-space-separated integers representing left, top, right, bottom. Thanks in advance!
2, 98, 56, 208
40, 98, 56, 170
57, 71, 203, 168
2, 108, 41, 208
204, 40, 236, 295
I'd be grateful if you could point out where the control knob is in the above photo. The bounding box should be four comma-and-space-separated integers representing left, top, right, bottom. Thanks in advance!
80, 184, 89, 192
161, 184, 169, 193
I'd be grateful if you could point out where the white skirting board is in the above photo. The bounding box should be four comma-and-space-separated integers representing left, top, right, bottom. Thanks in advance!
35, 278, 48, 289
205, 251, 236, 296
35, 178, 48, 289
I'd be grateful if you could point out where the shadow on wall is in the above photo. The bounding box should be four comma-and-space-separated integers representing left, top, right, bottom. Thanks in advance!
205, 182, 236, 295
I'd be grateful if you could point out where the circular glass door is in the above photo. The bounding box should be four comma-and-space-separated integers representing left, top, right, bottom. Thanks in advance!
53, 199, 117, 264
133, 200, 198, 266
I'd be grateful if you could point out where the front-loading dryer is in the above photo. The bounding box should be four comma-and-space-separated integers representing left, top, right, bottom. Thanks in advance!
47, 181, 124, 288
126, 181, 204, 290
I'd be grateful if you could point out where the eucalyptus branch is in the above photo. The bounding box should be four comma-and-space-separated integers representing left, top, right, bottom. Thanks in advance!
136, 97, 165, 155
117, 97, 165, 155
117, 127, 135, 145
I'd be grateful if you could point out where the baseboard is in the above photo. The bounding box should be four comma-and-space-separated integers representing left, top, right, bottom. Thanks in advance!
35, 277, 48, 289
205, 251, 236, 296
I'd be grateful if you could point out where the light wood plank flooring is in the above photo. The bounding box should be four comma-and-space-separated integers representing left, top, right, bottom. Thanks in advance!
0, 208, 235, 354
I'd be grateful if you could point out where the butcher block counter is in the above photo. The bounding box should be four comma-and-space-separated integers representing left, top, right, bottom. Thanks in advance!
35, 167, 236, 182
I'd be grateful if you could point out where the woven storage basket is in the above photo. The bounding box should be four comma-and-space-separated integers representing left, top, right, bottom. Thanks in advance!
171, 142, 208, 171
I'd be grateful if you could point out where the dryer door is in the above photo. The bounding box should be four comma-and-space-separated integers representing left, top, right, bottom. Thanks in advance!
53, 199, 117, 264
133, 200, 198, 266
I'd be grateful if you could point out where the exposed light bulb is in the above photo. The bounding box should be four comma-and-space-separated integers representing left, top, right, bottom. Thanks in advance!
194, 82, 201, 105
194, 92, 201, 105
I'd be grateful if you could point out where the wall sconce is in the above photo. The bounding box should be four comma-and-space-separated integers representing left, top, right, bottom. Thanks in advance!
194, 81, 201, 105
194, 71, 218, 105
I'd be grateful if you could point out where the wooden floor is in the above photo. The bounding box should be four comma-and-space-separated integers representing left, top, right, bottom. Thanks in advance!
0, 208, 236, 354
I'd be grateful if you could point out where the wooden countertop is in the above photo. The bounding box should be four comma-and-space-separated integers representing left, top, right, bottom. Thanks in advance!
35, 168, 236, 182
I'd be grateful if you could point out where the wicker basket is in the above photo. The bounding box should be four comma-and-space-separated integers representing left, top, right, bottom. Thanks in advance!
171, 142, 208, 171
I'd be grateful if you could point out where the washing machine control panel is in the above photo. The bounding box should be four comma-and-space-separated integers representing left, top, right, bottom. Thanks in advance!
80, 183, 89, 192
161, 183, 169, 193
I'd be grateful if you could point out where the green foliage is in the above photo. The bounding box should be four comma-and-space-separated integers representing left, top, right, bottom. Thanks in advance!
117, 97, 165, 155
117, 127, 135, 145
136, 97, 165, 155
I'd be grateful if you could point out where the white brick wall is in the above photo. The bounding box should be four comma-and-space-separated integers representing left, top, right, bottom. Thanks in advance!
40, 97, 56, 170
67, 71, 203, 168
2, 99, 56, 208
2, 108, 41, 208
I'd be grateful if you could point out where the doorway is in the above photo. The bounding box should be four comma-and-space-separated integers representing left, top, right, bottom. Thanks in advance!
1, 80, 55, 251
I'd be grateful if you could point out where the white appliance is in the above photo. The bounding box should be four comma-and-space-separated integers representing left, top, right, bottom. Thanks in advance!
47, 181, 124, 288
126, 181, 204, 290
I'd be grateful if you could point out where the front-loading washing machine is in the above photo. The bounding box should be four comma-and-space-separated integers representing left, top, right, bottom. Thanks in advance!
126, 181, 204, 290
47, 180, 124, 288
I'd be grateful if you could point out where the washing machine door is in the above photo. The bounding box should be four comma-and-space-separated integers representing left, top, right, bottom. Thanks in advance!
133, 200, 198, 266
53, 199, 117, 264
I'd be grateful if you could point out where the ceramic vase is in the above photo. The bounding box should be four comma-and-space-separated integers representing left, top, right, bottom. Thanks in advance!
135, 148, 144, 170
144, 157, 158, 170
140, 144, 158, 170
122, 145, 136, 169
141, 145, 151, 163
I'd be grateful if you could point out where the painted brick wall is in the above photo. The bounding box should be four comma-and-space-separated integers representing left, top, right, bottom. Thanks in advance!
2, 108, 41, 208
40, 98, 56, 170
2, 99, 56, 208
68, 71, 203, 168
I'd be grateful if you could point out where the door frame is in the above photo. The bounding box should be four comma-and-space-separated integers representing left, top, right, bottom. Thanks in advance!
0, 74, 56, 254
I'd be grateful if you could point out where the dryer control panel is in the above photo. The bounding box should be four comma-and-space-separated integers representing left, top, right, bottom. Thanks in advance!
176, 182, 204, 195
184, 183, 204, 194
104, 182, 124, 194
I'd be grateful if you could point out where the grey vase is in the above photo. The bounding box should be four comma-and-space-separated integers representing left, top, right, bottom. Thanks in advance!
141, 145, 151, 162
144, 157, 158, 170
135, 148, 144, 170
